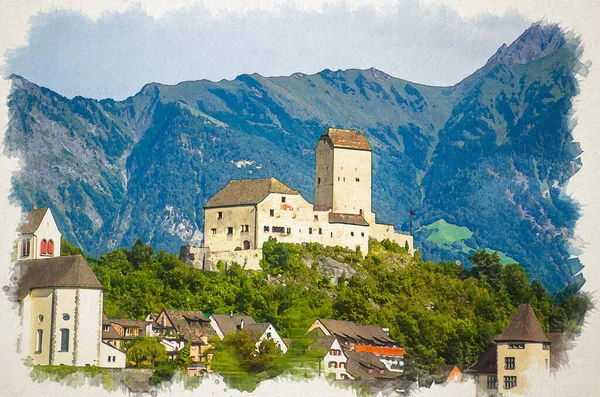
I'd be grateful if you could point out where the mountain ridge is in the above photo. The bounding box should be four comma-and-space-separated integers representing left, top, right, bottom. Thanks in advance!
5, 23, 583, 291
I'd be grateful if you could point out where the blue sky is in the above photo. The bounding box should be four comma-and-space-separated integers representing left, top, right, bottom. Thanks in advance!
4, 1, 530, 100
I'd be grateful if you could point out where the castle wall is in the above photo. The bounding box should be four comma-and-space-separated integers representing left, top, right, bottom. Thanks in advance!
204, 205, 256, 252
370, 223, 415, 254
314, 138, 334, 210
208, 249, 263, 271
496, 342, 550, 394
331, 147, 372, 217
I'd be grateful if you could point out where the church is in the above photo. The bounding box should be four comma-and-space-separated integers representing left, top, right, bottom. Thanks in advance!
182, 128, 413, 270
13, 207, 125, 368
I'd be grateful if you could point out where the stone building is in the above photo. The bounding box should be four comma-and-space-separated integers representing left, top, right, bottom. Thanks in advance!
182, 128, 413, 271
466, 304, 551, 395
14, 207, 125, 368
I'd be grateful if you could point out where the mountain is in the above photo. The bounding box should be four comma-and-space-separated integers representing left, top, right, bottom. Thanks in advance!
4, 23, 583, 291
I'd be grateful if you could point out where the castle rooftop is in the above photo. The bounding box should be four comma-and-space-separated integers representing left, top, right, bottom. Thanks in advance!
322, 128, 372, 151
205, 177, 299, 208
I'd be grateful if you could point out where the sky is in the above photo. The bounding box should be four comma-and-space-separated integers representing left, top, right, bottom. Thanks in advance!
1, 1, 600, 396
2, 1, 531, 100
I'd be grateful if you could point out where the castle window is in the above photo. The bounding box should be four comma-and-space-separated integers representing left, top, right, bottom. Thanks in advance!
314, 215, 318, 221
243, 240, 250, 250
359, 209, 363, 216
217, 212, 223, 219
227, 227, 233, 235
361, 232, 365, 237
286, 227, 291, 234
545, 359, 548, 369
356, 177, 360, 182
211, 228, 217, 234
270, 209, 275, 217
319, 228, 323, 235
504, 376, 517, 389
38, 315, 44, 323
281, 197, 286, 203
60, 329, 70, 352
343, 177, 346, 182
338, 177, 340, 181
264, 226, 269, 233
351, 232, 354, 237
509, 343, 524, 349
241, 225, 249, 232
330, 232, 333, 237
340, 362, 346, 369
309, 228, 313, 234
318, 177, 321, 185
487, 375, 497, 389
35, 329, 43, 353
40, 239, 48, 255
505, 357, 515, 370
47, 240, 54, 255
328, 361, 338, 368
272, 226, 285, 233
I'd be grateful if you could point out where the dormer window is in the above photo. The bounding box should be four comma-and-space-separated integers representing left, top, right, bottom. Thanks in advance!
40, 239, 48, 255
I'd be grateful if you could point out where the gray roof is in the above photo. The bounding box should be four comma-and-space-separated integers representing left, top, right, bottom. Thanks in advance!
317, 318, 396, 346
211, 314, 257, 336
163, 310, 216, 343
465, 343, 497, 374
16, 255, 102, 299
493, 304, 550, 343
205, 177, 299, 208
321, 128, 372, 151
329, 212, 369, 226
19, 207, 48, 233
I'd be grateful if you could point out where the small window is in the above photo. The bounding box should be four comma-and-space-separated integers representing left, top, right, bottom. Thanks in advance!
314, 215, 318, 220
319, 228, 323, 235
338, 177, 340, 181
217, 212, 223, 219
227, 227, 233, 235
351, 232, 354, 237
509, 343, 525, 349
368, 368, 374, 374
343, 177, 346, 182
318, 177, 321, 185
103, 325, 109, 332
356, 177, 360, 182
211, 228, 217, 234
340, 362, 346, 369
505, 357, 515, 370
60, 329, 70, 352
264, 226, 269, 233
330, 232, 333, 237
47, 240, 54, 255
286, 227, 291, 234
38, 315, 44, 323
63, 314, 70, 321
545, 359, 548, 369
267, 332, 272, 338
309, 228, 313, 235
504, 376, 517, 389
241, 225, 249, 232
108, 356, 112, 362
243, 240, 250, 250
487, 375, 497, 389
361, 232, 365, 237
328, 361, 338, 368
113, 356, 116, 362
40, 239, 47, 255
281, 197, 286, 203
270, 209, 275, 217
21, 239, 31, 257
543, 343, 550, 350
35, 329, 43, 353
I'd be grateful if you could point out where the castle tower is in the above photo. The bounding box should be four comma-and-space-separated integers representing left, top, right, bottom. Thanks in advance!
314, 128, 373, 221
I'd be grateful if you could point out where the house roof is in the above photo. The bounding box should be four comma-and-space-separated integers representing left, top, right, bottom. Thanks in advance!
328, 212, 369, 227
110, 319, 147, 328
211, 314, 257, 336
321, 128, 372, 151
345, 351, 400, 380
205, 177, 299, 208
245, 322, 271, 336
164, 310, 215, 343
317, 318, 396, 346
465, 343, 497, 374
102, 323, 122, 340
493, 304, 550, 343
19, 207, 49, 234
309, 335, 338, 354
16, 255, 102, 299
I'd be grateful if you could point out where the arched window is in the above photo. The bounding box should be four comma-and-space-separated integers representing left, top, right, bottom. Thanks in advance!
328, 361, 338, 368
339, 362, 346, 369
40, 239, 47, 255
47, 240, 54, 255
243, 240, 250, 250
60, 329, 69, 352
35, 329, 43, 353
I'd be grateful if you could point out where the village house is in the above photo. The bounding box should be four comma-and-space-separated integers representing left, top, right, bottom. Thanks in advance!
306, 318, 406, 379
210, 313, 288, 354
152, 309, 215, 367
181, 128, 414, 271
466, 304, 551, 395
14, 207, 125, 368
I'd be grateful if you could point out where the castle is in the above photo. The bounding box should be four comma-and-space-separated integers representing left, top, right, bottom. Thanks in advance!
181, 128, 414, 270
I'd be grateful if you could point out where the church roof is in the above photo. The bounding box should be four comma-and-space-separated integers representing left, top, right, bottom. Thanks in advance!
321, 128, 372, 151
493, 304, 550, 343
19, 207, 49, 234
329, 212, 369, 226
205, 177, 299, 208
16, 255, 102, 299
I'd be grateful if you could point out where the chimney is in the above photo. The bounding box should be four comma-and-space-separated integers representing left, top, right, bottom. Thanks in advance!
240, 319, 245, 330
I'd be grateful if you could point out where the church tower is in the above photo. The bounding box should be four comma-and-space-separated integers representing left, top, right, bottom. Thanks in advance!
314, 128, 373, 222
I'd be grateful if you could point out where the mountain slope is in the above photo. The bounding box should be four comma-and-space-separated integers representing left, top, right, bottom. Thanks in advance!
4, 23, 583, 291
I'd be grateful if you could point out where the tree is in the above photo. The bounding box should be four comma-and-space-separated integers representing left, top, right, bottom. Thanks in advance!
469, 250, 503, 291
126, 337, 167, 367
502, 263, 533, 307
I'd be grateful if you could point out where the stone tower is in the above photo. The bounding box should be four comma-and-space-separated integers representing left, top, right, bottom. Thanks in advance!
314, 128, 373, 222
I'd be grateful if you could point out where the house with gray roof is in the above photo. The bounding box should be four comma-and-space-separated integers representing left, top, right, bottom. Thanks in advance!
210, 313, 288, 354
